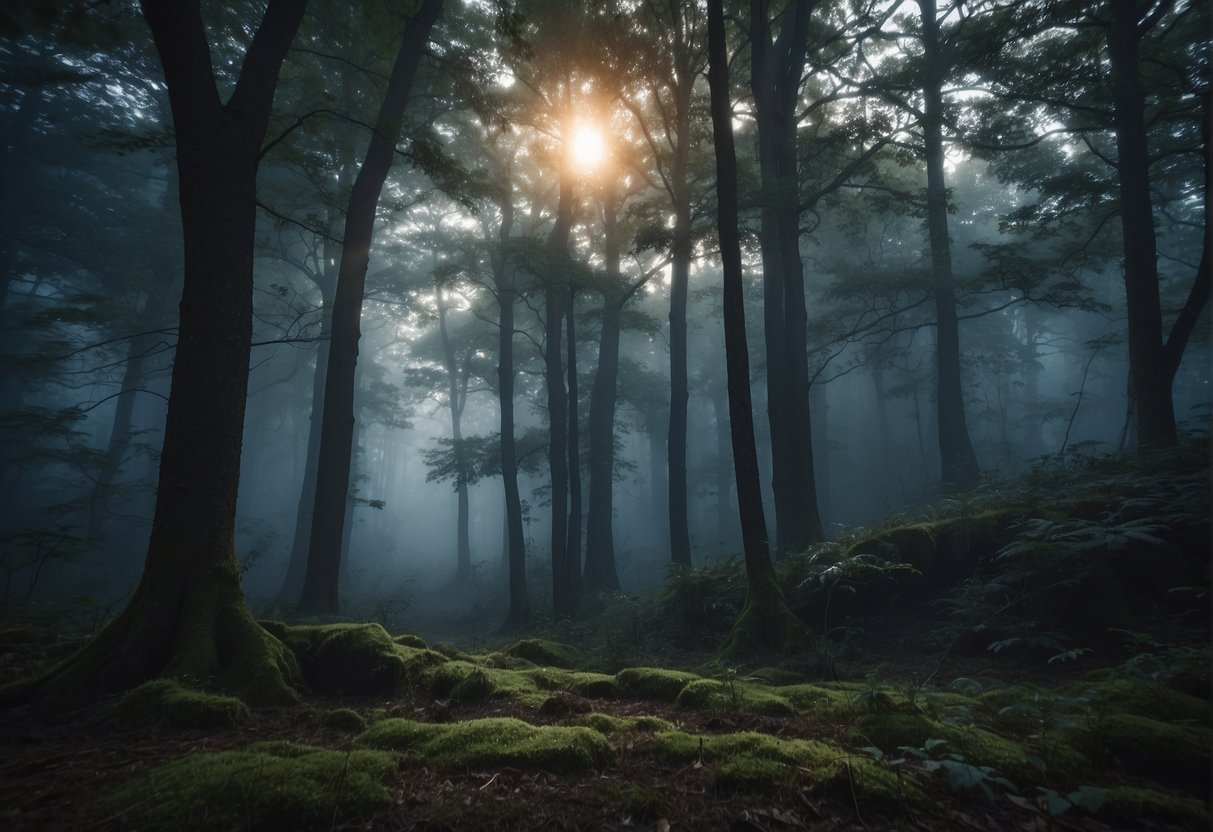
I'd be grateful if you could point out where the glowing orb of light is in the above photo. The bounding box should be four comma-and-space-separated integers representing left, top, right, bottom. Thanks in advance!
569, 124, 605, 169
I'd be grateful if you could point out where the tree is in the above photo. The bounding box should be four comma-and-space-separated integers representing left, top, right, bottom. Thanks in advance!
618, 0, 709, 568
967, 0, 1208, 450
917, 0, 980, 487
7, 0, 308, 704
300, 0, 443, 614
1105, 0, 1204, 447
707, 0, 805, 656
749, 0, 826, 555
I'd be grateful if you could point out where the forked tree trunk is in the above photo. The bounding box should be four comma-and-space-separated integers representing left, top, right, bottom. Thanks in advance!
750, 0, 824, 556
9, 0, 308, 706
710, 0, 805, 657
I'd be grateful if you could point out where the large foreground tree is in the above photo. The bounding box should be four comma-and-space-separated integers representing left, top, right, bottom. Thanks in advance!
5, 0, 308, 705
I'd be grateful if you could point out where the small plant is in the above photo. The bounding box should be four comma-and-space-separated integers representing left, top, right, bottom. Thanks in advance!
899, 739, 1018, 801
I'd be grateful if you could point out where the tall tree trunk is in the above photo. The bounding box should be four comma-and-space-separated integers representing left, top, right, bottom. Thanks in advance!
750, 0, 824, 557
667, 186, 692, 567
584, 189, 624, 593
710, 0, 804, 656
437, 281, 472, 584
278, 250, 336, 603
495, 186, 529, 631
920, 0, 979, 488
565, 289, 582, 597
1107, 0, 1176, 448
9, 0, 308, 707
709, 376, 735, 551
545, 173, 574, 618
300, 0, 442, 613
86, 337, 147, 545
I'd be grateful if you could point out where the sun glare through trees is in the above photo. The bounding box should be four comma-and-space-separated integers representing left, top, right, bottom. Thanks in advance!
0, 0, 1208, 829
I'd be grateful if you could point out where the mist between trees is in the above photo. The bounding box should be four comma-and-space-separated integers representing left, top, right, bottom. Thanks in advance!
0, 0, 1206, 644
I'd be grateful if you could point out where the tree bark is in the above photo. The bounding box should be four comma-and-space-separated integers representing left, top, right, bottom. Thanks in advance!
749, 0, 824, 556
494, 183, 529, 631
545, 174, 574, 619
584, 189, 624, 594
1106, 0, 1201, 448
710, 0, 805, 656
300, 0, 442, 613
919, 0, 980, 488
10, 0, 308, 706
278, 247, 336, 603
437, 282, 472, 584
565, 289, 582, 598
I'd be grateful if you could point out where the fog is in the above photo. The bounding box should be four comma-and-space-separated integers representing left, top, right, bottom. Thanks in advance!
0, 0, 1206, 640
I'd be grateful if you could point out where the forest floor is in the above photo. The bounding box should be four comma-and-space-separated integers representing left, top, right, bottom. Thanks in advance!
0, 609, 1207, 832
1, 444, 1209, 830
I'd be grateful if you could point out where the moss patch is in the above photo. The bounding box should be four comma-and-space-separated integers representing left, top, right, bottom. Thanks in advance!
1097, 785, 1211, 829
1077, 677, 1210, 724
422, 660, 550, 707
641, 729, 919, 806
356, 717, 611, 771
1091, 713, 1211, 786
572, 712, 676, 736
851, 712, 1053, 785
107, 679, 249, 732
675, 678, 796, 717
102, 745, 397, 830
502, 638, 581, 668
282, 623, 416, 695
615, 667, 699, 701
568, 671, 621, 699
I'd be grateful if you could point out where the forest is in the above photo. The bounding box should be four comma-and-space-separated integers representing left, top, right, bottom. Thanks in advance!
0, 0, 1208, 829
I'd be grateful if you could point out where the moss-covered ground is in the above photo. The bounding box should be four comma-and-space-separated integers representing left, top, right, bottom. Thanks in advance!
0, 444, 1207, 830
0, 619, 1207, 830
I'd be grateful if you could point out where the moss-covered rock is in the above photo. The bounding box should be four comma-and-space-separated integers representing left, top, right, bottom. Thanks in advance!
103, 745, 396, 830
282, 623, 426, 695
108, 679, 249, 732
356, 717, 611, 771
675, 678, 796, 717
422, 660, 550, 707
321, 707, 368, 732
568, 671, 621, 699
502, 638, 581, 668
450, 668, 493, 704
641, 729, 920, 805
1090, 712, 1212, 786
615, 667, 699, 701
851, 712, 1056, 785
572, 713, 676, 736
1097, 785, 1211, 829
392, 633, 429, 650
1078, 677, 1210, 724
779, 683, 853, 718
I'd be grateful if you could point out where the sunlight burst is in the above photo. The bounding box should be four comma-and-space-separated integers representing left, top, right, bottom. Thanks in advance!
570, 124, 605, 169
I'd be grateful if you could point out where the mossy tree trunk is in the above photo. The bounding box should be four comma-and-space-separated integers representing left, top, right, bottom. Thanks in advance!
708, 0, 805, 659
8, 0, 308, 706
